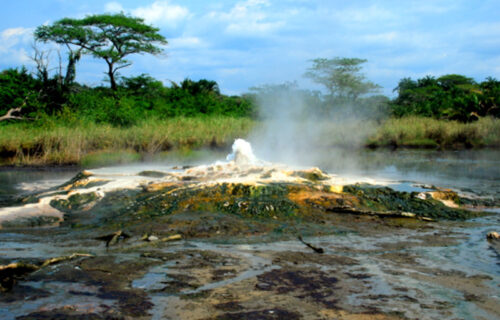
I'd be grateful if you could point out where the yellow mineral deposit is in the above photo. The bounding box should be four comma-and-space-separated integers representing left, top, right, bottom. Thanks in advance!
429, 190, 460, 208
0, 139, 469, 227
487, 231, 500, 240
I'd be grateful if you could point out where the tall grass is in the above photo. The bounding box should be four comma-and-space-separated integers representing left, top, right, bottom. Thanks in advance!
1, 116, 499, 166
0, 117, 254, 166
367, 116, 500, 149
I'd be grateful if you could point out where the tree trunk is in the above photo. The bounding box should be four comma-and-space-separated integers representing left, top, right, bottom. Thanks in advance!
107, 62, 117, 91
64, 50, 81, 87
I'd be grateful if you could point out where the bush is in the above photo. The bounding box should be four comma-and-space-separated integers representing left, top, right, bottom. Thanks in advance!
0, 67, 40, 115
391, 74, 500, 122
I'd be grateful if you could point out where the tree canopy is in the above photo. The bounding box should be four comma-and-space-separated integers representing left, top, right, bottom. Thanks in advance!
35, 13, 167, 90
304, 57, 380, 101
391, 75, 500, 121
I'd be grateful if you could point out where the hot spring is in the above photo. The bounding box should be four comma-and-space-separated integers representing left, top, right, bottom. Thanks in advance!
0, 139, 499, 320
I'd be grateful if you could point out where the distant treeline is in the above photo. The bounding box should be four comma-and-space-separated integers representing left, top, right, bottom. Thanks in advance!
391, 75, 500, 122
1, 66, 500, 127
0, 68, 256, 127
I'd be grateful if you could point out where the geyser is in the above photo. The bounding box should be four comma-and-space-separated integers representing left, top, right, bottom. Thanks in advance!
226, 138, 259, 166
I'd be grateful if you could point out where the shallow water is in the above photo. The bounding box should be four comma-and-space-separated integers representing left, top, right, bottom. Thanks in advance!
2, 149, 499, 198
317, 149, 500, 197
0, 168, 78, 204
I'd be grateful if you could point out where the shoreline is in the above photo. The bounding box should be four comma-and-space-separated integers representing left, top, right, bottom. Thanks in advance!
1, 143, 499, 168
0, 116, 499, 167
1, 145, 499, 169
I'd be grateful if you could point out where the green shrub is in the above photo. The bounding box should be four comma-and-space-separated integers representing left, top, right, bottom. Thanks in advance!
391, 74, 500, 122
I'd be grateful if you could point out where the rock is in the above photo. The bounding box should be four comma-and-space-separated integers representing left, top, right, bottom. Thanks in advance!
291, 167, 329, 182
428, 190, 460, 208
416, 192, 427, 200
39, 253, 93, 268
0, 253, 93, 291
0, 262, 39, 292
487, 231, 500, 240
401, 212, 416, 218
255, 282, 271, 290
95, 230, 131, 247
147, 235, 159, 242
1, 215, 61, 229
162, 234, 182, 242
12, 164, 485, 242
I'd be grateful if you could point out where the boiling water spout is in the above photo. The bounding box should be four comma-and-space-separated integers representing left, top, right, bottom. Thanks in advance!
226, 139, 258, 165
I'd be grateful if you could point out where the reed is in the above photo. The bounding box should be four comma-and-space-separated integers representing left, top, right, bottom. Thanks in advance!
367, 116, 500, 149
0, 117, 254, 166
1, 116, 498, 166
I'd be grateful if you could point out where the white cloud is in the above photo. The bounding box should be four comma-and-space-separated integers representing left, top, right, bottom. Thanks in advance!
132, 1, 190, 28
2, 27, 30, 39
359, 30, 446, 52
463, 22, 500, 38
207, 0, 284, 36
169, 36, 205, 49
0, 27, 33, 62
407, 1, 456, 14
361, 31, 399, 43
1, 27, 32, 47
218, 67, 245, 76
333, 5, 398, 25
105, 2, 124, 13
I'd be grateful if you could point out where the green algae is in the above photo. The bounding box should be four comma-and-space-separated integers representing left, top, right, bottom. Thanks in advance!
45, 179, 484, 236
138, 170, 168, 178
56, 171, 93, 189
34, 169, 489, 242
342, 184, 482, 220
50, 192, 99, 212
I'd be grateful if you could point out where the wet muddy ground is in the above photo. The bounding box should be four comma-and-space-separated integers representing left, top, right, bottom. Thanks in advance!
1, 211, 499, 320
1, 153, 500, 320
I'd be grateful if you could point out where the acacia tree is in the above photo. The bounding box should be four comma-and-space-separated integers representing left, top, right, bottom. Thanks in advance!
304, 57, 380, 101
35, 21, 88, 87
35, 13, 167, 90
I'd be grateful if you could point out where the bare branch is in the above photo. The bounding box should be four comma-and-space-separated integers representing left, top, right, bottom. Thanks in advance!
0, 108, 24, 121
0, 92, 38, 122
30, 42, 51, 82
114, 63, 132, 72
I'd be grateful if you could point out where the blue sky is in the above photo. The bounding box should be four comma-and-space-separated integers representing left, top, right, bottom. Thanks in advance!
1, 0, 499, 96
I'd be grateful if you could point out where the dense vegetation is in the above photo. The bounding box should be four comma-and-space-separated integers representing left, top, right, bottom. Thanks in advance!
1, 13, 256, 128
391, 75, 500, 122
0, 68, 255, 127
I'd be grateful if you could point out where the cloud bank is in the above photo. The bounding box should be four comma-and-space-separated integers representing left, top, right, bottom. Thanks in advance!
0, 0, 498, 95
